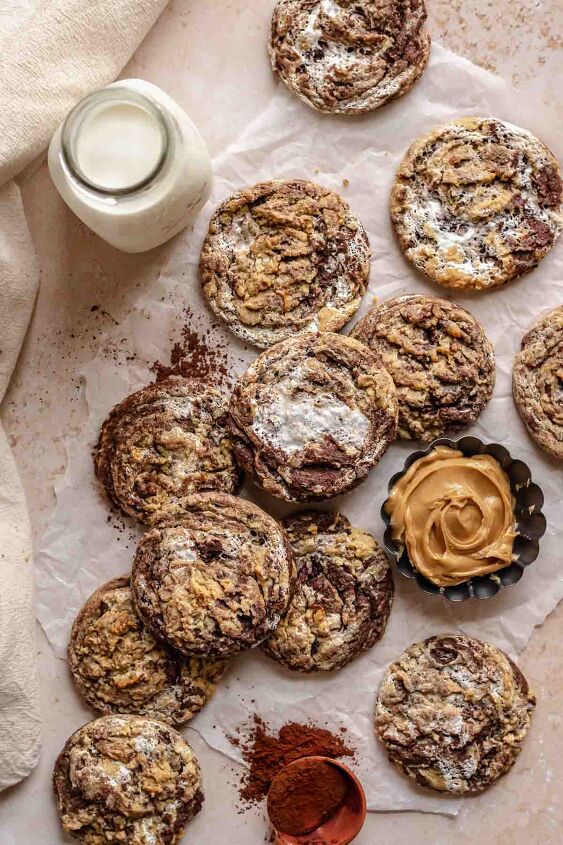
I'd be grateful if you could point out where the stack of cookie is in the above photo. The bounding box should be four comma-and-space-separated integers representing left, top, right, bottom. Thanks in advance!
56, 382, 298, 845
56, 363, 398, 842
70, 356, 399, 697
69, 402, 298, 721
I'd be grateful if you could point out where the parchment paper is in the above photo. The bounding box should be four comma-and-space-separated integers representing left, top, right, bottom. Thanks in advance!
36, 44, 563, 816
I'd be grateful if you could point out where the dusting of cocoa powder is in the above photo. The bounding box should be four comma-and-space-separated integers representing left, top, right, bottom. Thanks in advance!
230, 716, 355, 806
151, 306, 232, 386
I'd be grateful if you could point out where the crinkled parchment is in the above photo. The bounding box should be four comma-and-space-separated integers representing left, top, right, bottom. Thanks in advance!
36, 45, 563, 816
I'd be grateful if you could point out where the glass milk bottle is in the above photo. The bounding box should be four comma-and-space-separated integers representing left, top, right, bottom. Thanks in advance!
48, 79, 212, 252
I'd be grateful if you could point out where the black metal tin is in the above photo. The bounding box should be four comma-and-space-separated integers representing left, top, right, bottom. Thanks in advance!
381, 436, 547, 602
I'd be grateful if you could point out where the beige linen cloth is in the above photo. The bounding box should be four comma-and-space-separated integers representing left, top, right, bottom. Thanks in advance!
0, 0, 168, 790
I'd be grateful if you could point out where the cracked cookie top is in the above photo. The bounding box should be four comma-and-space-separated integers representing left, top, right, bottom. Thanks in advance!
375, 635, 535, 795
227, 332, 398, 502
269, 0, 430, 114
53, 714, 203, 845
391, 117, 563, 290
200, 179, 370, 348
262, 511, 394, 672
131, 492, 296, 658
68, 577, 225, 726
513, 305, 563, 458
94, 377, 241, 524
351, 294, 495, 440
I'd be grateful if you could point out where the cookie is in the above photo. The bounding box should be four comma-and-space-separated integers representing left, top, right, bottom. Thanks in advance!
94, 376, 241, 524
227, 332, 398, 502
351, 295, 495, 440
53, 714, 203, 845
200, 179, 370, 348
262, 511, 394, 672
269, 0, 431, 115
391, 117, 563, 290
375, 635, 536, 795
131, 492, 295, 658
68, 576, 225, 726
513, 306, 563, 458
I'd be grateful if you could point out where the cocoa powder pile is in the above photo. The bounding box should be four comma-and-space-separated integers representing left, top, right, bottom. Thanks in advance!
230, 716, 354, 806
267, 759, 349, 836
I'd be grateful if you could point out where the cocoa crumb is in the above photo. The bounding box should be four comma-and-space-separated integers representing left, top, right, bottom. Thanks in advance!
151, 306, 232, 386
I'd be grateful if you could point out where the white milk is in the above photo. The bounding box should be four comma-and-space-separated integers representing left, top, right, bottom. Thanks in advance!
73, 100, 165, 192
48, 80, 212, 253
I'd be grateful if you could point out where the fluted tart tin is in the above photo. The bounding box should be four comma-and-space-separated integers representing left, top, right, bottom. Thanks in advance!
381, 436, 547, 602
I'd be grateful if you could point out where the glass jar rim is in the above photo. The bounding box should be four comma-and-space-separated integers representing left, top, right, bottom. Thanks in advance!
61, 86, 170, 197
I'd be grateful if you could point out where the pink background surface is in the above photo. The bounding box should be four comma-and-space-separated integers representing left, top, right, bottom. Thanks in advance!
1, 2, 562, 843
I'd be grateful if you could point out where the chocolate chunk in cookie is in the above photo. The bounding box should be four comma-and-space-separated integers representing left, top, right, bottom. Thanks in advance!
200, 180, 370, 348
53, 714, 203, 844
131, 492, 296, 658
94, 376, 241, 524
228, 332, 398, 502
513, 305, 563, 458
269, 0, 431, 114
68, 576, 225, 725
351, 295, 495, 440
375, 635, 536, 795
391, 117, 563, 290
262, 511, 394, 672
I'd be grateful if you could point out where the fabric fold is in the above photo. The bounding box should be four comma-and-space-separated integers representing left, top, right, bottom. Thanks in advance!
0, 0, 168, 791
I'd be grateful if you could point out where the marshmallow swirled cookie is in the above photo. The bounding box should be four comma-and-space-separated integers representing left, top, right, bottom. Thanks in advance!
53, 715, 203, 844
200, 179, 370, 348
269, 0, 431, 114
131, 492, 296, 658
262, 511, 394, 672
375, 636, 536, 794
95, 376, 241, 524
68, 576, 225, 726
227, 332, 398, 502
513, 305, 563, 458
351, 294, 496, 441
391, 117, 563, 290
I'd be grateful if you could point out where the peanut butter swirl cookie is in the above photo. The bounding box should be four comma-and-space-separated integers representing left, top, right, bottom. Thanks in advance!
131, 492, 295, 658
53, 715, 203, 845
351, 295, 495, 440
375, 635, 536, 795
200, 180, 370, 348
94, 377, 241, 524
269, 0, 431, 115
262, 511, 394, 672
68, 577, 225, 726
513, 305, 563, 458
228, 332, 398, 502
391, 117, 563, 290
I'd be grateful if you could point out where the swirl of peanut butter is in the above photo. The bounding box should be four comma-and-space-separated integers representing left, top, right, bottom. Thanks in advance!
386, 446, 516, 587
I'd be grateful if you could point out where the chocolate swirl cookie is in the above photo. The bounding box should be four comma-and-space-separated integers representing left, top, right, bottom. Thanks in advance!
200, 180, 370, 348
391, 117, 563, 290
269, 0, 431, 114
68, 577, 225, 726
375, 635, 536, 795
95, 376, 241, 524
513, 306, 563, 458
131, 492, 295, 658
228, 332, 398, 502
262, 511, 394, 672
53, 715, 203, 845
351, 295, 495, 440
